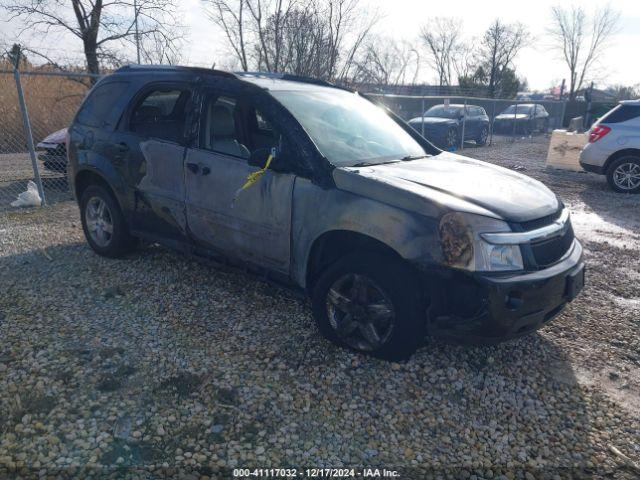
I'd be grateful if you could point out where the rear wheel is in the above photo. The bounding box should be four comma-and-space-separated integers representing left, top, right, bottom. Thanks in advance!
311, 253, 425, 361
606, 156, 640, 193
80, 185, 138, 257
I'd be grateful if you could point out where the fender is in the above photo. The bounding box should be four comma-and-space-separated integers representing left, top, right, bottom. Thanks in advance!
290, 177, 444, 288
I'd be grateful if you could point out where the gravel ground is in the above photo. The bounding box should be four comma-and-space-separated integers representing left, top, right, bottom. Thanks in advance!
1, 137, 639, 479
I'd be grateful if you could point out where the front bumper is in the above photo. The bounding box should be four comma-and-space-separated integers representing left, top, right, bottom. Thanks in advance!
428, 239, 585, 343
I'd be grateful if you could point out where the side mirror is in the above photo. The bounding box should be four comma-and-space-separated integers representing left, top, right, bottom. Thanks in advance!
248, 147, 272, 168
248, 146, 291, 173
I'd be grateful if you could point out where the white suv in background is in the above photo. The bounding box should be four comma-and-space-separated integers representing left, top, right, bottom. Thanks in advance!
580, 99, 640, 193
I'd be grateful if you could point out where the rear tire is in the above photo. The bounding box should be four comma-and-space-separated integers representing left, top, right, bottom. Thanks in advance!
606, 156, 640, 193
80, 185, 138, 257
311, 253, 426, 361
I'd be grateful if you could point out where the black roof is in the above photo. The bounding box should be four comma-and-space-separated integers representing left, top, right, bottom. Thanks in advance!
114, 65, 344, 92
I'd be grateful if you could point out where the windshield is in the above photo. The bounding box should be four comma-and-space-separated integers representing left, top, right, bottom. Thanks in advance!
502, 105, 532, 114
424, 105, 462, 119
271, 89, 428, 167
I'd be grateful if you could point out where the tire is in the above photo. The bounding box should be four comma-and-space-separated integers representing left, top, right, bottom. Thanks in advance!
444, 127, 458, 150
541, 119, 549, 133
311, 253, 426, 361
80, 185, 138, 257
606, 156, 640, 194
476, 125, 489, 146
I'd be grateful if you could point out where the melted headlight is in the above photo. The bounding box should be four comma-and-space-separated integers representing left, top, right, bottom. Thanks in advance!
438, 212, 474, 268
439, 212, 524, 272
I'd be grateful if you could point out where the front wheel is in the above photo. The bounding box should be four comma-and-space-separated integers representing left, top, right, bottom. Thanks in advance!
606, 156, 640, 193
444, 127, 458, 150
476, 126, 489, 146
311, 253, 426, 361
80, 185, 138, 257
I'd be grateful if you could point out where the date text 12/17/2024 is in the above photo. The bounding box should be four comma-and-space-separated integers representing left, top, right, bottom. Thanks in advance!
233, 468, 401, 478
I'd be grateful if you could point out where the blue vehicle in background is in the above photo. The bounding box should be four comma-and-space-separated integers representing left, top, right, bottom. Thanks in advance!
408, 104, 490, 149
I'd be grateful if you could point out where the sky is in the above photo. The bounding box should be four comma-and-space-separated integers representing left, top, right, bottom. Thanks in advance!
2, 0, 639, 91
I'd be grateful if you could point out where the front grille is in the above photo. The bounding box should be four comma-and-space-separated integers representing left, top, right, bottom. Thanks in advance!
517, 208, 562, 231
530, 223, 574, 268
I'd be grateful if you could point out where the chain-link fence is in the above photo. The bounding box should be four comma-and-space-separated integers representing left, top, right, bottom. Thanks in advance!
0, 67, 99, 211
366, 93, 567, 151
0, 68, 574, 211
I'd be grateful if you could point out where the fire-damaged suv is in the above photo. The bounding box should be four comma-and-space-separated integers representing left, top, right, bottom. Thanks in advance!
67, 66, 585, 360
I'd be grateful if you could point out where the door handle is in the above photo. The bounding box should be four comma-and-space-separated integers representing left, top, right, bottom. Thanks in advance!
201, 166, 211, 175
187, 162, 200, 174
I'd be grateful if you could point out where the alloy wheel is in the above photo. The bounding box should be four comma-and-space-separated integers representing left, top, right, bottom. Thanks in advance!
446, 128, 457, 148
480, 127, 488, 144
613, 162, 640, 191
85, 196, 114, 247
326, 273, 395, 351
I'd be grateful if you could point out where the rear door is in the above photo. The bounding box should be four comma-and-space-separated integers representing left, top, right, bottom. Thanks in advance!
112, 83, 194, 241
184, 87, 295, 274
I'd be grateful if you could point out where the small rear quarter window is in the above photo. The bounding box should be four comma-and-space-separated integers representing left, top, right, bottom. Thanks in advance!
75, 81, 129, 128
600, 104, 640, 124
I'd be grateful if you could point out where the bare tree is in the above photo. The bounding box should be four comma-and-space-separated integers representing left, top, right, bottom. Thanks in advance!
140, 28, 184, 65
452, 39, 476, 82
349, 37, 420, 87
2, 0, 185, 77
420, 17, 462, 86
548, 5, 620, 100
478, 19, 530, 97
203, 0, 377, 81
205, 0, 249, 70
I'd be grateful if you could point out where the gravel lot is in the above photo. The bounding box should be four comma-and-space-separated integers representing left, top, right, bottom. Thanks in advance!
1, 136, 639, 479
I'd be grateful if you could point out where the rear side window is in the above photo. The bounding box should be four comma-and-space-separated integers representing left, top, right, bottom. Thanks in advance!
129, 87, 191, 143
600, 105, 640, 124
76, 81, 129, 128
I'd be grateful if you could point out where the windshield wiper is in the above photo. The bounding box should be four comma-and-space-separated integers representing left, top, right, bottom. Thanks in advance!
351, 159, 401, 167
400, 154, 430, 161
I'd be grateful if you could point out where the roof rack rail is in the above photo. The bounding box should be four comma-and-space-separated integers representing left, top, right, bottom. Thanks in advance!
115, 64, 236, 78
235, 71, 336, 88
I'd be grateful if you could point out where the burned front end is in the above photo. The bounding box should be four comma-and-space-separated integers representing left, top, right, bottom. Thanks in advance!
427, 207, 584, 342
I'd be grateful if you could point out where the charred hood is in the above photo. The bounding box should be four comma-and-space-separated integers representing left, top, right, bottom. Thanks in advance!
333, 152, 559, 223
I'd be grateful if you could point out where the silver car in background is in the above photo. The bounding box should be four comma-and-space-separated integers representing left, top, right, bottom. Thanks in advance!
580, 99, 640, 193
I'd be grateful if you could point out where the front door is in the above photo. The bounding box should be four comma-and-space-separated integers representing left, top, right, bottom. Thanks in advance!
184, 91, 295, 274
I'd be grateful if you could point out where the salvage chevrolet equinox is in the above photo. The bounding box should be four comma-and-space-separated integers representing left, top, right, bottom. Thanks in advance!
68, 66, 585, 360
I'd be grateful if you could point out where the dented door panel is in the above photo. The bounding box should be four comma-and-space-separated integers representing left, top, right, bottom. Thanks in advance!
184, 148, 294, 273
135, 139, 188, 236
113, 131, 188, 241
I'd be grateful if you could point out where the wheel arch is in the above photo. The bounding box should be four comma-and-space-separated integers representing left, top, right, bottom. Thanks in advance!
305, 229, 404, 291
74, 169, 117, 204
604, 148, 640, 174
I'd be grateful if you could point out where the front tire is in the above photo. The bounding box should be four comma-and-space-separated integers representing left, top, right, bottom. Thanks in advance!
606, 156, 640, 193
311, 253, 426, 361
444, 127, 458, 150
476, 126, 489, 146
80, 185, 138, 257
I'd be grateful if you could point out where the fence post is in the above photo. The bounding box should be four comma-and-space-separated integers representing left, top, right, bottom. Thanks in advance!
489, 100, 497, 146
421, 96, 425, 138
460, 97, 467, 151
559, 100, 567, 130
13, 66, 46, 206
511, 100, 518, 142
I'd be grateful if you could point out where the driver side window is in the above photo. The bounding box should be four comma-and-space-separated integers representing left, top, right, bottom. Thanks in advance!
200, 95, 250, 159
